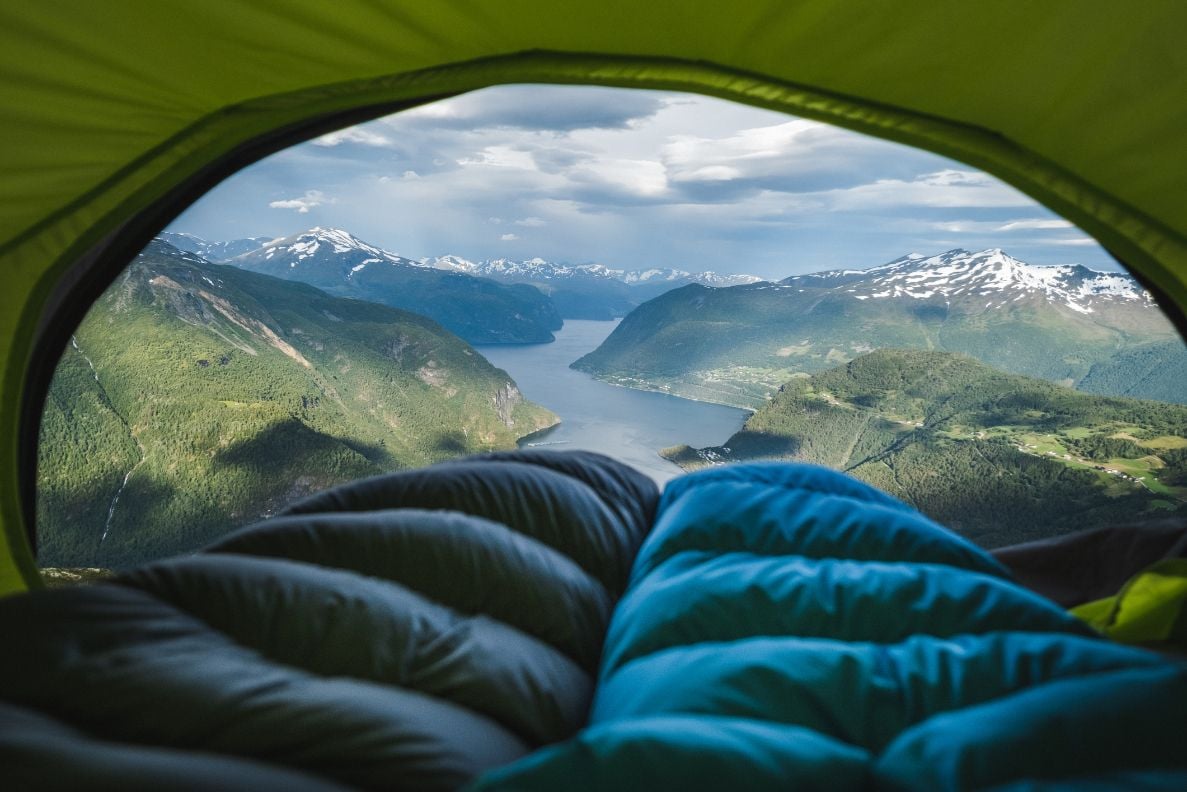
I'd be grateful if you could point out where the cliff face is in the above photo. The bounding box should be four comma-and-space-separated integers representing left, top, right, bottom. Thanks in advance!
493, 382, 523, 428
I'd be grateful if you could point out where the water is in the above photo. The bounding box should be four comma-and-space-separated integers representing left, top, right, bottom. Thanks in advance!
477, 320, 749, 484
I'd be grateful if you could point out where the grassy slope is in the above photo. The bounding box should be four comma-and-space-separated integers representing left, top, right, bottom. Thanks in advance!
664, 349, 1187, 547
38, 244, 556, 568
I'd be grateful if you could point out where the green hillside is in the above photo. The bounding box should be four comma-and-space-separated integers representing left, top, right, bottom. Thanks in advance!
663, 350, 1187, 547
1077, 339, 1187, 404
37, 241, 557, 568
575, 271, 1181, 409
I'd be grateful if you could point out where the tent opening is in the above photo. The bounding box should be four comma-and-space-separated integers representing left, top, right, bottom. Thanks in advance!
31, 85, 1187, 579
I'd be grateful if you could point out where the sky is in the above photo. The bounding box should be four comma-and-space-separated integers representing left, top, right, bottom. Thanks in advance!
170, 85, 1117, 279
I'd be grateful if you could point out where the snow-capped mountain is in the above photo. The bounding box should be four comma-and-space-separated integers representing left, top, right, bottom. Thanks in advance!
783, 248, 1153, 315
421, 254, 762, 288
234, 227, 422, 277
412, 253, 761, 319
159, 232, 275, 262
226, 228, 562, 344
576, 246, 1181, 407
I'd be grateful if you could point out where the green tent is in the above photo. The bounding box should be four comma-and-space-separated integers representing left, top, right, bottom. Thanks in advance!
2, 1, 1185, 594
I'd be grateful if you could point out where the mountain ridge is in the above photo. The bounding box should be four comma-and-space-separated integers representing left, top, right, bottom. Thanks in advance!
574, 248, 1184, 407
421, 252, 762, 289
782, 248, 1152, 315
167, 228, 763, 322
227, 228, 564, 344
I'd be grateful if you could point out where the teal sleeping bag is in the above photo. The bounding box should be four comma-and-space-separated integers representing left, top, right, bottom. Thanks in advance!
475, 463, 1187, 790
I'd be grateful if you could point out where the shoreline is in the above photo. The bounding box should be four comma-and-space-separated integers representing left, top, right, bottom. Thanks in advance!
571, 368, 758, 414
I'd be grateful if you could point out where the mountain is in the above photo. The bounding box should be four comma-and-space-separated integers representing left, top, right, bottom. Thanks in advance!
422, 254, 763, 320
574, 248, 1182, 407
160, 231, 275, 261
37, 239, 557, 569
228, 228, 563, 343
663, 349, 1187, 547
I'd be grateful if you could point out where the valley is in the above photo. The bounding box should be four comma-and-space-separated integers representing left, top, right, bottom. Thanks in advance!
38, 233, 1187, 568
479, 320, 748, 483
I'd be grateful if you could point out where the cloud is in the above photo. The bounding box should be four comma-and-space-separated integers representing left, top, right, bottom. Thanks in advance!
395, 85, 665, 132
313, 127, 391, 147
457, 145, 538, 169
268, 190, 327, 214
998, 218, 1074, 231
568, 158, 668, 199
173, 86, 1117, 278
927, 217, 1075, 234
660, 119, 933, 201
825, 170, 1034, 210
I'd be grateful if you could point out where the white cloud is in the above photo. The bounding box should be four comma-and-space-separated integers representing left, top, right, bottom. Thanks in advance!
998, 218, 1074, 231
571, 158, 668, 197
268, 190, 327, 214
176, 86, 1115, 276
458, 145, 537, 169
826, 170, 1034, 210
313, 127, 391, 147
500, 233, 519, 241
927, 217, 1077, 234
665, 119, 826, 178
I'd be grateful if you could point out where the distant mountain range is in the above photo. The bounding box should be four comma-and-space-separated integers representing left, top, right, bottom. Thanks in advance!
421, 254, 762, 319
38, 239, 556, 568
165, 228, 762, 325
782, 248, 1153, 314
160, 232, 274, 261
422, 253, 760, 288
664, 349, 1187, 547
575, 248, 1187, 407
223, 229, 564, 344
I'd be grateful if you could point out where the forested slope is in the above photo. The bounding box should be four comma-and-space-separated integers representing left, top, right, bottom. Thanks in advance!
38, 240, 556, 567
664, 350, 1187, 546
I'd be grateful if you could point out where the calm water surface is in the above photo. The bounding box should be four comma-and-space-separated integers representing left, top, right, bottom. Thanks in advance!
478, 320, 749, 483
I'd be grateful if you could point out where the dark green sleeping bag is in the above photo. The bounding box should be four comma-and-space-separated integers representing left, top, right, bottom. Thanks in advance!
0, 451, 657, 791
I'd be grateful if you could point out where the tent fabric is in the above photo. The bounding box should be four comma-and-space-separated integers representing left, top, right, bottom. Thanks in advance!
993, 520, 1187, 609
474, 463, 1187, 790
2, 1, 1187, 594
0, 451, 658, 790
1071, 558, 1187, 649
